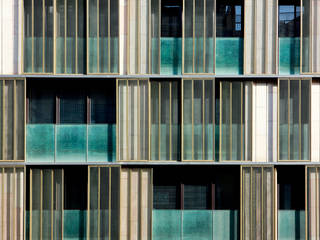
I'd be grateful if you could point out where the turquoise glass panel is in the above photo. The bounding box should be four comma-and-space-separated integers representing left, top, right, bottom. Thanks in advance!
88, 124, 116, 162
216, 38, 243, 75
278, 210, 305, 240
110, 37, 119, 73
26, 124, 55, 162
89, 37, 98, 73
64, 210, 87, 240
279, 37, 300, 75
56, 125, 87, 162
213, 210, 239, 240
182, 210, 213, 240
184, 37, 193, 73
152, 210, 181, 240
24, 37, 32, 72
161, 37, 182, 75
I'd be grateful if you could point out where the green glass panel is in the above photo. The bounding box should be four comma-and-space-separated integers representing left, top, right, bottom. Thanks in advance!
110, 37, 119, 73
152, 210, 181, 240
24, 37, 33, 72
279, 80, 289, 160
26, 124, 55, 162
301, 80, 310, 160
216, 38, 243, 75
279, 37, 300, 75
278, 210, 305, 240
290, 80, 299, 160
160, 37, 182, 75
26, 211, 30, 239
56, 37, 65, 74
88, 124, 116, 162
213, 210, 239, 240
56, 125, 86, 162
89, 37, 98, 73
34, 37, 43, 72
182, 210, 212, 240
64, 210, 87, 240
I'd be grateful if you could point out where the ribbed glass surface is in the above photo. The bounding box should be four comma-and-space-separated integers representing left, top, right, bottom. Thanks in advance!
278, 210, 305, 240
160, 38, 182, 75
279, 38, 300, 75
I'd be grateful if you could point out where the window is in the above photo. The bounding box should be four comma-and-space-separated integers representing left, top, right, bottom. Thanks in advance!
279, 79, 310, 160
278, 0, 300, 37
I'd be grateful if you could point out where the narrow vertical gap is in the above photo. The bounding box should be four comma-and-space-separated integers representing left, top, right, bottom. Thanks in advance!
192, 0, 195, 73
202, 80, 205, 160
13, 80, 17, 160
64, 0, 67, 73
87, 167, 91, 239
108, 0, 111, 72
108, 168, 112, 239
97, 0, 100, 73
158, 82, 161, 160
97, 167, 101, 240
75, 0, 78, 73
42, 0, 46, 72
299, 80, 301, 160
203, 0, 206, 73
192, 80, 194, 160
40, 170, 43, 240
32, 0, 34, 72
169, 81, 172, 160
288, 79, 290, 160
230, 82, 232, 160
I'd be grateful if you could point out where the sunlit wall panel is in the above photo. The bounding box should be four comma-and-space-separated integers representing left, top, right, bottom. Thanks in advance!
120, 168, 152, 240
118, 79, 149, 161
0, 167, 24, 240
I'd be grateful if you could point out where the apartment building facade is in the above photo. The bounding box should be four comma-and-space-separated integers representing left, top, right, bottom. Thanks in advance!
0, 0, 320, 239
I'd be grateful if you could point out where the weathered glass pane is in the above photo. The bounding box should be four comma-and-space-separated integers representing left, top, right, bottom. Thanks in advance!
182, 210, 213, 240
152, 210, 181, 240
301, 80, 310, 160
290, 80, 299, 160
183, 80, 192, 160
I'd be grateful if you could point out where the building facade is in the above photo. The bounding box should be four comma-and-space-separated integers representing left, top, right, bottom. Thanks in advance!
0, 0, 320, 239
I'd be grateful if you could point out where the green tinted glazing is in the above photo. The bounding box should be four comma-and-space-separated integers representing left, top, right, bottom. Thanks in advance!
161, 37, 182, 75
213, 210, 239, 240
24, 38, 33, 72
216, 38, 243, 75
182, 210, 213, 240
279, 38, 300, 75
278, 210, 305, 240
64, 210, 87, 240
27, 124, 55, 162
152, 210, 181, 240
56, 125, 86, 162
88, 124, 116, 162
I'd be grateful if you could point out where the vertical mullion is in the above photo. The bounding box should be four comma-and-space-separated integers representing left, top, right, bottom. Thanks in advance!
250, 167, 252, 240
192, 80, 194, 160
40, 170, 43, 240
202, 80, 205, 160
13, 167, 16, 240
108, 168, 112, 239
30, 169, 33, 240
64, 0, 67, 73
203, 0, 206, 73
169, 82, 172, 160
61, 169, 64, 240
2, 81, 5, 159
51, 170, 54, 240
126, 80, 129, 160
299, 80, 301, 160
75, 0, 78, 73
97, 0, 100, 73
219, 81, 222, 161
230, 82, 232, 160
13, 80, 17, 160
137, 80, 140, 160
108, 0, 111, 72
213, 79, 215, 160
32, 0, 34, 72
192, 0, 195, 73
158, 82, 161, 160
87, 167, 90, 239
98, 168, 101, 240
42, 0, 45, 72
288, 80, 290, 160
240, 83, 243, 160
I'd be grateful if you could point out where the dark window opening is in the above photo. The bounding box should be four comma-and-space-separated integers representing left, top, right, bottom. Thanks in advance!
278, 0, 301, 37
161, 0, 182, 37
216, 0, 244, 37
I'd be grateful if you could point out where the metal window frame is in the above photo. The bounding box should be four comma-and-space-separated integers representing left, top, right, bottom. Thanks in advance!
87, 165, 121, 240
277, 78, 311, 161
182, 0, 216, 74
305, 165, 320, 240
240, 165, 276, 240
29, 167, 64, 240
219, 80, 253, 162
0, 78, 26, 162
149, 79, 180, 161
181, 77, 215, 161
